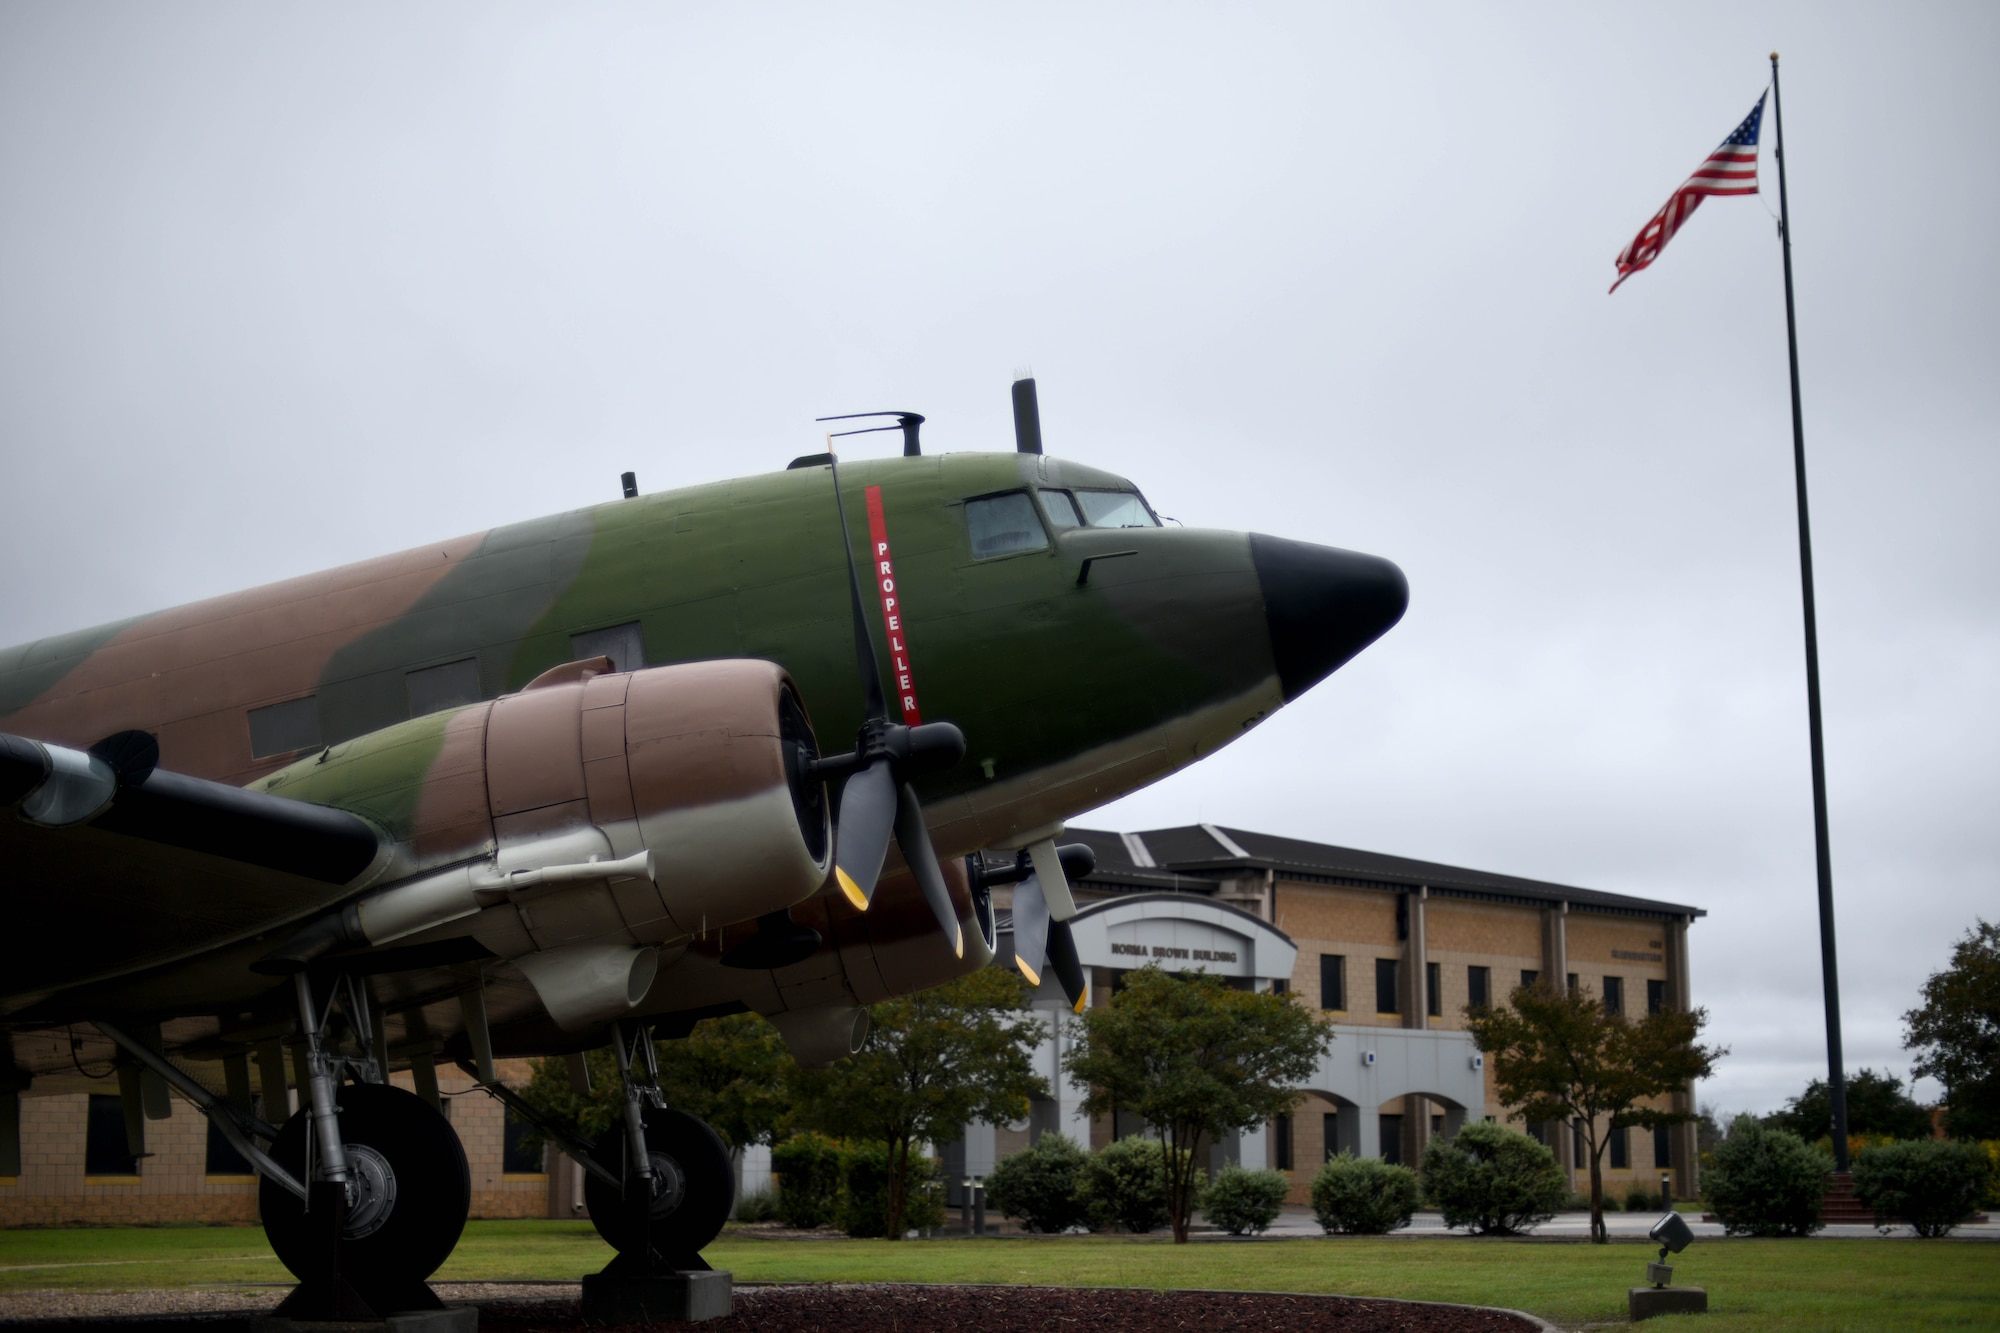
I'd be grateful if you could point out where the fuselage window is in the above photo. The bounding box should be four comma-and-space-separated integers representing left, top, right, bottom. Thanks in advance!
965, 491, 1049, 558
1074, 489, 1159, 529
247, 695, 320, 759
1040, 489, 1084, 530
406, 658, 482, 718
571, 621, 646, 673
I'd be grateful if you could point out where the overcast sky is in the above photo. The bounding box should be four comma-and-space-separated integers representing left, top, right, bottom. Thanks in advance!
4, 2, 1995, 1119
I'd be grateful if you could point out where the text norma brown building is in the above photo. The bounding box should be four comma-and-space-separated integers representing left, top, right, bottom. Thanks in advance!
966, 824, 1707, 1204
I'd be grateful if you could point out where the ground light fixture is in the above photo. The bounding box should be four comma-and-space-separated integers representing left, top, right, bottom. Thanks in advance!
1630, 1211, 1706, 1321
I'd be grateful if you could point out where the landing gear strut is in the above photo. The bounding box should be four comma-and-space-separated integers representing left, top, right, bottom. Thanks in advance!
583, 1021, 735, 1271
257, 971, 471, 1319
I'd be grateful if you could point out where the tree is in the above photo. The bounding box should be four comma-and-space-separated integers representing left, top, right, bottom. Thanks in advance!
1465, 980, 1723, 1243
1063, 966, 1332, 1243
792, 967, 1046, 1239
1904, 919, 2000, 1140
520, 1011, 795, 1158
1770, 1068, 1933, 1144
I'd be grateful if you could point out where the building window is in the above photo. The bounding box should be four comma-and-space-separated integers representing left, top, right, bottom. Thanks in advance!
85, 1094, 138, 1176
1610, 1126, 1629, 1170
1648, 979, 1667, 1015
1567, 972, 1579, 994
503, 1110, 545, 1174
1426, 961, 1442, 1017
1380, 1114, 1404, 1165
1603, 975, 1624, 1016
1319, 954, 1346, 1011
1274, 1113, 1293, 1170
1655, 1125, 1672, 1169
205, 1114, 254, 1176
1271, 978, 1288, 995
1521, 969, 1539, 990
1323, 1112, 1341, 1161
571, 621, 646, 673
247, 696, 319, 759
1572, 1119, 1585, 1164
1468, 965, 1491, 1010
406, 658, 481, 718
1375, 958, 1400, 1015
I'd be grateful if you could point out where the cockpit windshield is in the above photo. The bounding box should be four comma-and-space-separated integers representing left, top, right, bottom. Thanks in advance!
1066, 488, 1159, 529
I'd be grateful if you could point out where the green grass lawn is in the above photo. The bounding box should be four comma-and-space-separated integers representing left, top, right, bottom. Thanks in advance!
2, 1221, 1995, 1331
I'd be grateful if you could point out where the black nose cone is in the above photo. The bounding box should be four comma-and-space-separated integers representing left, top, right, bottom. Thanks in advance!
1251, 533, 1409, 702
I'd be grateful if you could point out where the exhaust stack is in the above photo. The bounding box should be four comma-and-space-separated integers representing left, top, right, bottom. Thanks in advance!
1011, 374, 1043, 454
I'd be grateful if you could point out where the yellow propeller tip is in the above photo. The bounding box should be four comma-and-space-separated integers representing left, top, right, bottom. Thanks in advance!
836, 867, 869, 911
1072, 991, 1087, 1014
952, 934, 964, 960
1016, 957, 1042, 987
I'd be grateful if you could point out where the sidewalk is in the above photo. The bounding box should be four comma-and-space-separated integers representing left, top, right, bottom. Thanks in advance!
1239, 1205, 2000, 1241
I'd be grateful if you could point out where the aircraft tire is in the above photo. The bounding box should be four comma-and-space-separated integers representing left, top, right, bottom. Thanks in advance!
260, 1083, 471, 1294
584, 1107, 735, 1259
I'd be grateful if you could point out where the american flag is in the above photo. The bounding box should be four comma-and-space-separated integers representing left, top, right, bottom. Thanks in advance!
1610, 93, 1766, 293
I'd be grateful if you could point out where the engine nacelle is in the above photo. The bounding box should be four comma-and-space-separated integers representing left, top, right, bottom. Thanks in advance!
344, 659, 831, 1027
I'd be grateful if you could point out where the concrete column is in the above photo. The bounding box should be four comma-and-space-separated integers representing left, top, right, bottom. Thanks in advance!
1402, 888, 1430, 1167
1355, 1106, 1380, 1161
1664, 914, 1700, 1197
1540, 902, 1569, 991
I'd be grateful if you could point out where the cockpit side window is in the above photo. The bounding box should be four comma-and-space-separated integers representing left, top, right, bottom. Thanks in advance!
1074, 489, 1160, 529
1040, 489, 1084, 530
965, 491, 1049, 558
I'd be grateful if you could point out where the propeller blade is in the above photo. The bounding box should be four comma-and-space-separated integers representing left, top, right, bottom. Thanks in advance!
1027, 838, 1078, 921
895, 782, 962, 959
1012, 875, 1050, 988
825, 450, 889, 723
1047, 918, 1087, 1012
834, 761, 898, 908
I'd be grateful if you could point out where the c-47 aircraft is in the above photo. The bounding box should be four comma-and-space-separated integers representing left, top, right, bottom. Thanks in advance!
0, 379, 1405, 1316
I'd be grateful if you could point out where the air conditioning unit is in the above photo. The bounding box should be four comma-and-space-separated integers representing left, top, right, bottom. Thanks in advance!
1362, 1050, 1377, 1067
1470, 1053, 1485, 1071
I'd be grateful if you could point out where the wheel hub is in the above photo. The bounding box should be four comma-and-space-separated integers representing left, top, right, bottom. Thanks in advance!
644, 1151, 686, 1219
342, 1143, 399, 1240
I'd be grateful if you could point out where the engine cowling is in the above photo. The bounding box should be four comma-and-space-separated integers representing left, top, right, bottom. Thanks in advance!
345, 659, 831, 1027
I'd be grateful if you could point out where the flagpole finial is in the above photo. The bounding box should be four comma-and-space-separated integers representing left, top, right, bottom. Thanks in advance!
1770, 51, 1779, 60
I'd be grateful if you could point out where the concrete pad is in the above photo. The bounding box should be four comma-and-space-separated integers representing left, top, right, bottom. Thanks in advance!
1629, 1286, 1707, 1320
580, 1270, 733, 1324
250, 1305, 477, 1333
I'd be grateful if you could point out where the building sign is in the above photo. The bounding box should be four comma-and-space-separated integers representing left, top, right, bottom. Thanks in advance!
1109, 941, 1239, 963
1611, 949, 1664, 963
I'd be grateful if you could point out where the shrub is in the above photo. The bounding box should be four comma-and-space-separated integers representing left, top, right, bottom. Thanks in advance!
1852, 1139, 1993, 1238
1623, 1184, 1662, 1214
832, 1143, 943, 1237
1419, 1122, 1566, 1235
1561, 1191, 1593, 1211
770, 1132, 841, 1230
985, 1133, 1092, 1234
1079, 1136, 1172, 1234
1705, 1119, 1831, 1237
1309, 1152, 1420, 1235
733, 1188, 780, 1223
1198, 1166, 1291, 1235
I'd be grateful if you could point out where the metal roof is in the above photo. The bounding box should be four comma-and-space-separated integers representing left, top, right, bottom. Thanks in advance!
1067, 824, 1705, 920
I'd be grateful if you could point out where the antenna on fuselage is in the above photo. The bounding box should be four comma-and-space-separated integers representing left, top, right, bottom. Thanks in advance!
814, 411, 925, 456
1011, 371, 1043, 455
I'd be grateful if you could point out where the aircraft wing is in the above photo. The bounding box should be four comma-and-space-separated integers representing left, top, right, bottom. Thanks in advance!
0, 731, 383, 1013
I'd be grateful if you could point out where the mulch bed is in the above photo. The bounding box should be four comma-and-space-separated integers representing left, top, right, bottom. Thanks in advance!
483, 1283, 1543, 1333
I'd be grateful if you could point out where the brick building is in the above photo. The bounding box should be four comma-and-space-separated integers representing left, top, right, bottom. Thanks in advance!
4, 823, 1704, 1226
951, 824, 1706, 1205
0, 1059, 553, 1227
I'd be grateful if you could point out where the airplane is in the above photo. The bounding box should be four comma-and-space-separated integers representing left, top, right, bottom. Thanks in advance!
0, 376, 1407, 1317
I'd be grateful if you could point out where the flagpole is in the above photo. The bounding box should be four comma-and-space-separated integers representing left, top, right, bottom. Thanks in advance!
1769, 50, 1849, 1173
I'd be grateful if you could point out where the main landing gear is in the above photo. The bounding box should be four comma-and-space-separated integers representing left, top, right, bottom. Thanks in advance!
582, 1022, 735, 1271
256, 972, 471, 1322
